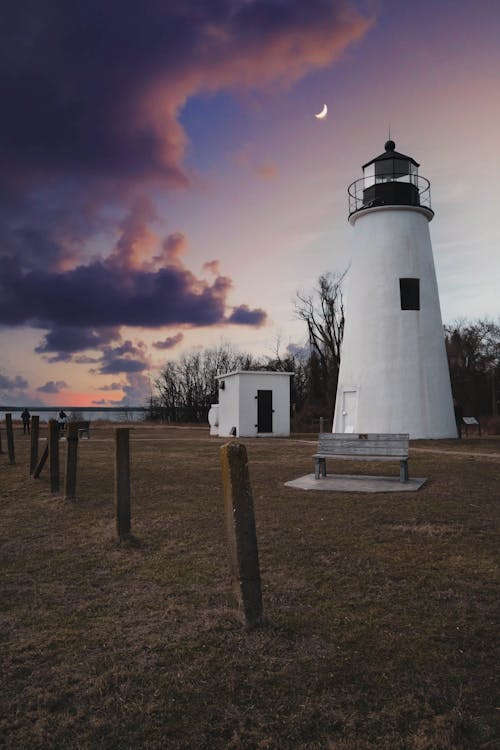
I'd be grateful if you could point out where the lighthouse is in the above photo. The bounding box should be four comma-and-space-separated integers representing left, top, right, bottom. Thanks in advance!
332, 140, 457, 439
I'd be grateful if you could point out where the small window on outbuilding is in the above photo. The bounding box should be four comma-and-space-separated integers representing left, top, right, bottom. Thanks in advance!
400, 278, 420, 310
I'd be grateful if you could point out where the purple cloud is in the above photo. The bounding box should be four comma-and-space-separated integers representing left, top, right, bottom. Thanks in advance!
153, 333, 184, 350
92, 373, 150, 406
0, 1, 370, 361
37, 380, 68, 394
119, 373, 151, 404
0, 231, 268, 340
88, 341, 150, 376
1, 2, 370, 195
97, 382, 124, 392
227, 305, 267, 326
98, 359, 147, 375
0, 259, 223, 327
35, 326, 121, 356
0, 373, 29, 390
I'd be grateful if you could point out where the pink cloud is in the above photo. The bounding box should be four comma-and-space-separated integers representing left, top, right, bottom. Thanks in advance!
109, 195, 159, 270
203, 260, 221, 276
152, 232, 188, 270
255, 162, 278, 180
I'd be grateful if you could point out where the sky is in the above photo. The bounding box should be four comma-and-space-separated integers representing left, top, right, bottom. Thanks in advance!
1, 0, 499, 407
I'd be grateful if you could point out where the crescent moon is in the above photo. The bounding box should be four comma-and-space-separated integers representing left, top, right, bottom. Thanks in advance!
315, 104, 328, 120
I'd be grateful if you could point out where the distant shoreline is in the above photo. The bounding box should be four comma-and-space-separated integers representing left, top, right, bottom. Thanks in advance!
1, 407, 148, 423
0, 406, 147, 412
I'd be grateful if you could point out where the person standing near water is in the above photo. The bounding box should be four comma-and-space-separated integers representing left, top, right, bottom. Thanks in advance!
58, 409, 67, 435
21, 408, 31, 434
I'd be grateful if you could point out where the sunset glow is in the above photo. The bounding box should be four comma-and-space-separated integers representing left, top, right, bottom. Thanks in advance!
0, 1, 499, 408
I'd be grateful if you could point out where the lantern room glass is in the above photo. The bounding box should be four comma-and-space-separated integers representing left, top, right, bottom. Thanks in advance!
364, 160, 419, 187
367, 158, 419, 185
363, 162, 375, 188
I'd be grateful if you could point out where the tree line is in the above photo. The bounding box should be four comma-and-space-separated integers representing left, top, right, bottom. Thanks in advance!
445, 319, 500, 416
150, 272, 500, 425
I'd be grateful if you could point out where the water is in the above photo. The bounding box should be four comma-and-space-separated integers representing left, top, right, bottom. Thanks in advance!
1, 409, 147, 423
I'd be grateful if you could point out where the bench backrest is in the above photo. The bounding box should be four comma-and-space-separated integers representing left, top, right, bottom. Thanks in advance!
78, 420, 90, 429
317, 433, 409, 457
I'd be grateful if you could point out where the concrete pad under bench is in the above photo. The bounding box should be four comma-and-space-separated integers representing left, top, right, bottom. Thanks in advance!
285, 473, 427, 493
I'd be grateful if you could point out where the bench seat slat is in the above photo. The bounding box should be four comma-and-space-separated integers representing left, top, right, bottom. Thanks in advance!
317, 443, 408, 456
316, 446, 408, 456
318, 433, 408, 440
317, 435, 408, 443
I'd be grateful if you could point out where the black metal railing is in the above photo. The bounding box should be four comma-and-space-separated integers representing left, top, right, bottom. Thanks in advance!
348, 173, 432, 217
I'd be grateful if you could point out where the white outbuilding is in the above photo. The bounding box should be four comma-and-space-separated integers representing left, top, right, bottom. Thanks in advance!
210, 370, 293, 437
332, 140, 456, 439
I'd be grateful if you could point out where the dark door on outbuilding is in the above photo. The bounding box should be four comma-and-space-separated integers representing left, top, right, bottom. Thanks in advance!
257, 390, 273, 432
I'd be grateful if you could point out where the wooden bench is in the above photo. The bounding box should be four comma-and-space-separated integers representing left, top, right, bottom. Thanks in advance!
77, 420, 90, 439
313, 433, 409, 482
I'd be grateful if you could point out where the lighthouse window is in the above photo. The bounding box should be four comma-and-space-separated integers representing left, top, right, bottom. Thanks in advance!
363, 162, 375, 188
400, 278, 420, 310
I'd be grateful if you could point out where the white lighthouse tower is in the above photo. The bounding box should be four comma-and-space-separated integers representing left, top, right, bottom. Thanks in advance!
332, 140, 456, 439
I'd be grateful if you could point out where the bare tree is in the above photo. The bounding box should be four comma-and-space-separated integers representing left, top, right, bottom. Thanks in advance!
295, 270, 347, 414
262, 336, 308, 414
154, 361, 181, 422
154, 343, 258, 423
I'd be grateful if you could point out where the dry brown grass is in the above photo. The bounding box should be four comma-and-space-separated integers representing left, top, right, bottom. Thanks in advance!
1, 424, 499, 749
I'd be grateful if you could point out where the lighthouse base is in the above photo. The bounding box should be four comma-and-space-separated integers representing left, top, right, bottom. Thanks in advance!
333, 381, 457, 440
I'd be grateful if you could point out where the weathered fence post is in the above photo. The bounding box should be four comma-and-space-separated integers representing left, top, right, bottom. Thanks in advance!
29, 416, 40, 475
33, 444, 49, 478
48, 419, 60, 493
6, 413, 15, 465
115, 428, 131, 539
64, 422, 79, 500
220, 442, 263, 629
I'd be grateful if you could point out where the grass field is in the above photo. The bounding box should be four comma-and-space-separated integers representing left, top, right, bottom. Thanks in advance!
1, 424, 499, 749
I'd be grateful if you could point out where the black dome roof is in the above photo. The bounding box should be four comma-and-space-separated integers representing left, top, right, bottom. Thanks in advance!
362, 140, 419, 170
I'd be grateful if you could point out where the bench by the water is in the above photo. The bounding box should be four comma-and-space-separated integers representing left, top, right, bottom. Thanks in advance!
313, 433, 409, 482
77, 420, 90, 439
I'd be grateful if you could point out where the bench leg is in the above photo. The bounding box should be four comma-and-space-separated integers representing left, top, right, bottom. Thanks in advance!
400, 460, 409, 483
314, 459, 320, 479
314, 458, 327, 479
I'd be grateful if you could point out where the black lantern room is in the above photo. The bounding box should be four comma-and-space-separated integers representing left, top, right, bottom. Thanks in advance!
348, 140, 432, 218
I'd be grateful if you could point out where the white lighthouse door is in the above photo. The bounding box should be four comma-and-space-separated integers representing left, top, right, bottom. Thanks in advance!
341, 390, 357, 433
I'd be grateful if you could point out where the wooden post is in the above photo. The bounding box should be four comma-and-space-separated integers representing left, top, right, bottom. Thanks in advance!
48, 419, 60, 493
220, 442, 263, 629
115, 428, 131, 539
29, 416, 40, 475
33, 444, 49, 478
64, 422, 79, 500
0, 426, 3, 453
5, 413, 15, 465
319, 417, 325, 433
